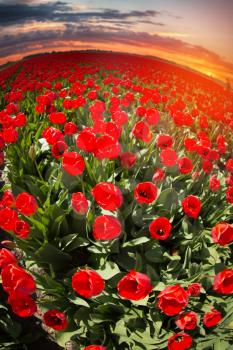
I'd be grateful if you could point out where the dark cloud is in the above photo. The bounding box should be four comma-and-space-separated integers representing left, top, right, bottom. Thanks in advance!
138, 20, 165, 26
0, 1, 68, 25
0, 0, 39, 3
162, 10, 183, 20
0, 1, 163, 26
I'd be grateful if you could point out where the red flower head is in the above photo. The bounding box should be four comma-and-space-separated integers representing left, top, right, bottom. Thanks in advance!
14, 220, 31, 239
184, 138, 197, 152
104, 122, 122, 141
120, 152, 137, 169
160, 148, 177, 167
0, 208, 19, 231
93, 120, 106, 133
63, 99, 73, 110
0, 151, 4, 167
152, 168, 165, 183
93, 215, 122, 240
71, 192, 88, 215
182, 195, 202, 219
226, 186, 233, 204
134, 182, 158, 204
87, 91, 97, 101
168, 333, 192, 350
94, 135, 121, 160
213, 269, 233, 294
1, 264, 36, 295
43, 309, 68, 331
187, 283, 201, 297
226, 175, 233, 186
149, 217, 172, 240
117, 270, 153, 300
8, 292, 37, 317
0, 135, 5, 151
15, 192, 38, 216
175, 311, 198, 330
64, 122, 78, 135
157, 285, 188, 316
202, 160, 213, 173
0, 249, 17, 269
209, 175, 221, 192
157, 134, 173, 149
84, 346, 107, 350
0, 190, 15, 208
51, 140, 67, 159
6, 102, 18, 114
49, 112, 67, 125
76, 128, 96, 153
192, 171, 200, 181
208, 150, 219, 162
145, 108, 160, 126
225, 159, 233, 173
89, 100, 105, 119
132, 121, 152, 143
212, 222, 233, 246
42, 126, 64, 145
136, 105, 146, 117
62, 152, 85, 176
217, 135, 225, 153
203, 308, 222, 328
2, 127, 18, 143
91, 182, 123, 211
112, 110, 128, 126
72, 269, 105, 298
177, 157, 193, 174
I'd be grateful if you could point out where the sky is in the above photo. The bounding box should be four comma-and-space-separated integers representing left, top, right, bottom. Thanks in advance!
0, 0, 232, 82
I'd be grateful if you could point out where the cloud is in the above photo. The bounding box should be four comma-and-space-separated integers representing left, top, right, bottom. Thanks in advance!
0, 2, 163, 26
0, 0, 55, 3
0, 22, 232, 72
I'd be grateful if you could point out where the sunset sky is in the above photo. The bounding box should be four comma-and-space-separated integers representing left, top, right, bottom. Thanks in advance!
0, 0, 232, 82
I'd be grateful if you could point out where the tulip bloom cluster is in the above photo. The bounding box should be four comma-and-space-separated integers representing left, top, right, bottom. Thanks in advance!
0, 52, 233, 350
0, 248, 37, 317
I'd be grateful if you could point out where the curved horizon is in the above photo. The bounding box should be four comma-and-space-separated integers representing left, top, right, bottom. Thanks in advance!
0, 0, 232, 83
1, 48, 230, 89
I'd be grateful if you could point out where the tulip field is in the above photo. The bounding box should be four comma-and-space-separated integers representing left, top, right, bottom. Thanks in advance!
0, 51, 233, 350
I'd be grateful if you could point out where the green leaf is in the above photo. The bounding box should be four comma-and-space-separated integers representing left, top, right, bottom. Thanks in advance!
35, 243, 71, 271
196, 338, 218, 350
182, 246, 192, 269
32, 271, 65, 293
96, 261, 120, 280
68, 295, 90, 308
145, 246, 164, 263
93, 303, 124, 322
153, 282, 166, 291
131, 296, 149, 306
127, 318, 147, 332
60, 234, 89, 252
0, 313, 22, 339
122, 237, 150, 248
55, 329, 83, 348
61, 171, 81, 191
157, 188, 178, 210
214, 340, 229, 350
132, 206, 144, 227
114, 319, 128, 339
